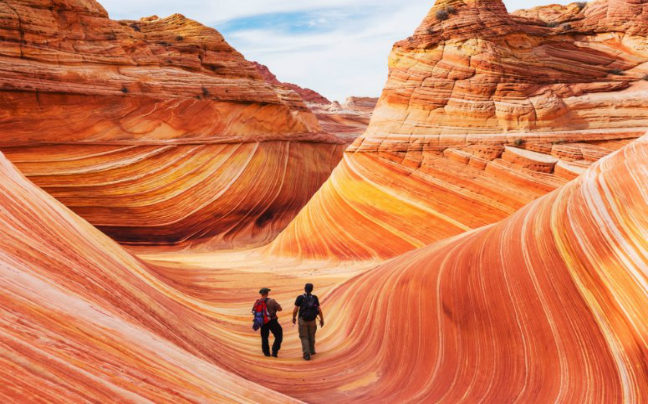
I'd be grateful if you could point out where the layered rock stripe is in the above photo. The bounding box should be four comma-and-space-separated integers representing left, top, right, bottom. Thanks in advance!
2, 142, 345, 248
269, 0, 648, 260
0, 0, 345, 248
0, 133, 645, 402
0, 153, 298, 403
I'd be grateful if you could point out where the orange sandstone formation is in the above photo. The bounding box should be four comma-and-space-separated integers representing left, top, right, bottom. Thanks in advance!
307, 134, 648, 402
1, 131, 645, 401
0, 153, 295, 402
268, 0, 648, 260
0, 0, 345, 248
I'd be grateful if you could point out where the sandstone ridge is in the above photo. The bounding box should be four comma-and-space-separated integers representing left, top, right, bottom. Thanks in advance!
0, 0, 345, 249
268, 0, 648, 260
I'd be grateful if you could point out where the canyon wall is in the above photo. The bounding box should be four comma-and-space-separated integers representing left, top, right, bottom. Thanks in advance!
268, 0, 648, 260
0, 0, 345, 249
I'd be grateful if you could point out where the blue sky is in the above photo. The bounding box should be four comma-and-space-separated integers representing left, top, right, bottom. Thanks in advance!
100, 0, 574, 102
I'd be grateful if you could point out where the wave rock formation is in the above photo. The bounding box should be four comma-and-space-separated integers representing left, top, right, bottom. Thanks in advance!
0, 152, 297, 402
268, 0, 648, 260
0, 130, 645, 401
0, 0, 346, 249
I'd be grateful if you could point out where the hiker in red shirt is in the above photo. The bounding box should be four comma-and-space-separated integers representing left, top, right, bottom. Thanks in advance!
253, 288, 283, 357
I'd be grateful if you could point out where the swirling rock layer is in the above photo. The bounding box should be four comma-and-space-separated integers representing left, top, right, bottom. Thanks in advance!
304, 134, 648, 402
268, 135, 636, 260
3, 142, 345, 248
0, 0, 345, 248
269, 0, 648, 260
1, 132, 645, 402
0, 153, 295, 402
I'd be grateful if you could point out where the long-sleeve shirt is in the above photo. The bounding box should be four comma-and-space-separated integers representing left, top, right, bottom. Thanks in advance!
265, 298, 282, 319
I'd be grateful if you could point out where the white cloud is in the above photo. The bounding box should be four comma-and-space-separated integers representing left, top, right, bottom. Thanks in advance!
99, 0, 575, 102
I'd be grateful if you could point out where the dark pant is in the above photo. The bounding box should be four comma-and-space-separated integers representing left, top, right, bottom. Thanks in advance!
261, 318, 283, 355
298, 318, 317, 355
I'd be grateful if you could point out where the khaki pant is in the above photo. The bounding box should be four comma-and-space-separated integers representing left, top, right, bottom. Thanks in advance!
298, 317, 317, 355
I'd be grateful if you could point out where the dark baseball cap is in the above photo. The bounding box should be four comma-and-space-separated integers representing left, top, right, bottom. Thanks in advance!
259, 288, 271, 294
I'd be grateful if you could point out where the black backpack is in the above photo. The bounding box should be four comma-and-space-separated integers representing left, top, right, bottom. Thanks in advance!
300, 294, 318, 321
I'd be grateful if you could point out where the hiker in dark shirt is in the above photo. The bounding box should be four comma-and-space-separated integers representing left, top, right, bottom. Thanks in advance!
292, 283, 324, 361
257, 288, 283, 357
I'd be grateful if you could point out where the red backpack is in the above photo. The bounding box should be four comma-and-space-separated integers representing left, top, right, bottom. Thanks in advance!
252, 299, 270, 331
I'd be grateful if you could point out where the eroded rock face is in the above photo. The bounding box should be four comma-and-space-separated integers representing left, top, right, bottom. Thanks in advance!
369, 0, 648, 138
0, 0, 346, 248
268, 0, 648, 260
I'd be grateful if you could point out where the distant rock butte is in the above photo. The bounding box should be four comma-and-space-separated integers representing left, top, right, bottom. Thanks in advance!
268, 0, 648, 260
308, 96, 379, 140
252, 62, 377, 139
0, 0, 346, 249
343, 96, 379, 113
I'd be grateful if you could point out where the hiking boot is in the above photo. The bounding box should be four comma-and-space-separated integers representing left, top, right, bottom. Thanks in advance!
272, 352, 278, 358
303, 353, 311, 361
